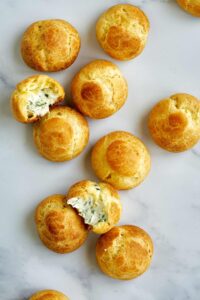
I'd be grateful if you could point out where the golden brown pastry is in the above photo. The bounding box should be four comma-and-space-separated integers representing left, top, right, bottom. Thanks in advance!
35, 194, 88, 253
29, 289, 69, 300
176, 0, 200, 17
66, 180, 122, 234
91, 131, 151, 190
21, 19, 80, 72
33, 106, 89, 162
96, 225, 153, 280
96, 4, 150, 60
148, 93, 200, 152
11, 75, 65, 123
71, 60, 128, 119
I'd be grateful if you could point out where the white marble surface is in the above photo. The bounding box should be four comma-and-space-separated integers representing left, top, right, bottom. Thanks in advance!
0, 0, 200, 299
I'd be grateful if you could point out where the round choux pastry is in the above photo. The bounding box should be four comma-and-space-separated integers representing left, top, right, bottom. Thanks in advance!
71, 60, 128, 119
96, 4, 150, 60
33, 106, 89, 162
29, 290, 69, 300
11, 75, 65, 123
21, 19, 80, 72
35, 194, 88, 253
66, 180, 122, 234
148, 93, 200, 152
91, 131, 151, 190
96, 225, 153, 280
176, 0, 200, 17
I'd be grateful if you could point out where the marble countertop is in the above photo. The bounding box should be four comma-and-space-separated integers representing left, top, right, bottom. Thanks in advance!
0, 0, 200, 299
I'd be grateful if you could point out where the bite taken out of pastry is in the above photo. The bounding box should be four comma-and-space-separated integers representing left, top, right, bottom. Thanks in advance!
29, 289, 69, 300
176, 0, 200, 17
91, 131, 151, 190
96, 225, 153, 280
33, 106, 89, 162
21, 19, 81, 72
71, 60, 128, 119
11, 75, 65, 123
35, 194, 88, 253
66, 180, 122, 234
148, 93, 200, 152
96, 4, 150, 60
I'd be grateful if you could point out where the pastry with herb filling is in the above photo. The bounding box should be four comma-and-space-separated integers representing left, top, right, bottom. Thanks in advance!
71, 59, 128, 119
11, 75, 65, 123
33, 106, 89, 162
66, 180, 122, 234
148, 93, 200, 152
35, 194, 88, 253
21, 19, 80, 71
29, 289, 69, 300
91, 131, 151, 190
96, 225, 153, 280
96, 4, 150, 60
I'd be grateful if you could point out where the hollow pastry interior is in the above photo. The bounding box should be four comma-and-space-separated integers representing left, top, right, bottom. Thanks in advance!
11, 75, 65, 123
66, 180, 121, 234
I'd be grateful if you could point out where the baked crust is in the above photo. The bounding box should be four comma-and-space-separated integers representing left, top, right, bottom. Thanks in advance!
96, 4, 150, 60
96, 225, 153, 280
91, 131, 151, 190
29, 289, 69, 300
33, 106, 89, 162
35, 194, 88, 253
71, 59, 128, 119
176, 0, 200, 17
21, 19, 80, 71
148, 93, 200, 152
11, 75, 65, 123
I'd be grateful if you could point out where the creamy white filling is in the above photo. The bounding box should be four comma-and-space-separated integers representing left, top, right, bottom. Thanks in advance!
68, 196, 108, 226
27, 88, 58, 118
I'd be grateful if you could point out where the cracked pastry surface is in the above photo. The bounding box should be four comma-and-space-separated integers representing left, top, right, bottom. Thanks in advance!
35, 194, 88, 253
148, 93, 200, 152
66, 180, 122, 234
29, 290, 69, 300
33, 106, 89, 162
71, 59, 128, 119
11, 75, 65, 123
21, 19, 80, 71
96, 4, 150, 60
91, 131, 151, 190
176, 0, 200, 17
96, 225, 153, 280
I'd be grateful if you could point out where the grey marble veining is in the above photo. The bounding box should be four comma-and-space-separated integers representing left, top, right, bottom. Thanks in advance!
0, 0, 200, 299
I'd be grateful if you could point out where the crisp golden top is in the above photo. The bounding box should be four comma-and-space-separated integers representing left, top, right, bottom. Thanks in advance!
21, 19, 80, 71
33, 106, 89, 162
176, 0, 200, 17
91, 131, 151, 190
71, 59, 128, 119
66, 180, 122, 234
35, 194, 88, 253
96, 4, 150, 60
29, 289, 69, 300
96, 225, 153, 280
148, 93, 200, 152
